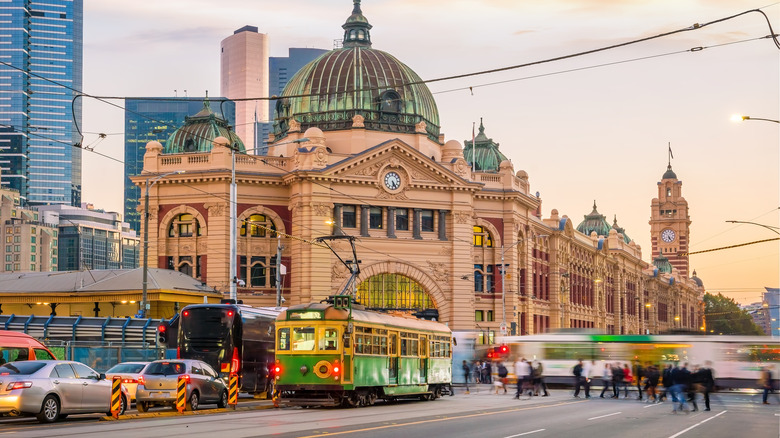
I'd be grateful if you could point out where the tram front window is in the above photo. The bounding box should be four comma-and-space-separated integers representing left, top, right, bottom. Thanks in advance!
293, 327, 316, 351
320, 328, 339, 350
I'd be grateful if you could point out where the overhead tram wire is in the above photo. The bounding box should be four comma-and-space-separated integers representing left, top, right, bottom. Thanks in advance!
0, 5, 772, 146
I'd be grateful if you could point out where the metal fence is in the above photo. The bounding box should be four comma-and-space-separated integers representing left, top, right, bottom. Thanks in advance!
41, 340, 175, 373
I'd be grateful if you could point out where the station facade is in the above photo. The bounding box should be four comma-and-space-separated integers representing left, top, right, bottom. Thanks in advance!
133, 1, 703, 338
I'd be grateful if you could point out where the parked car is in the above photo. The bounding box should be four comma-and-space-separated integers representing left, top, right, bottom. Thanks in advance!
105, 362, 150, 402
0, 330, 57, 363
135, 359, 228, 412
0, 360, 128, 423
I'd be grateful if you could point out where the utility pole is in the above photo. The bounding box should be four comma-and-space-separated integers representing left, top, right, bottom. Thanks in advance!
276, 234, 283, 307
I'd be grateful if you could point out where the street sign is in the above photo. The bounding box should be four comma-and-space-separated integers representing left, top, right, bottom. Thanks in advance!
499, 322, 507, 336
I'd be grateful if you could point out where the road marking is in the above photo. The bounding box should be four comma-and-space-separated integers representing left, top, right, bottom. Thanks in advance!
587, 411, 621, 420
295, 401, 585, 438
504, 429, 546, 438
644, 403, 663, 408
667, 410, 727, 438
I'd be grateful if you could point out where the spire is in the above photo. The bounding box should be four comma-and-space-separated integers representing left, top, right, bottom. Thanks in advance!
342, 0, 372, 48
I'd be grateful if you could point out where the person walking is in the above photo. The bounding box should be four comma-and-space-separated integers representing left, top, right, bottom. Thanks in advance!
484, 360, 493, 384
600, 363, 613, 398
621, 363, 633, 398
533, 360, 549, 396
760, 365, 774, 405
462, 360, 471, 394
697, 361, 715, 411
514, 357, 532, 399
658, 363, 673, 402
633, 360, 645, 400
496, 361, 509, 394
573, 359, 585, 398
644, 364, 660, 403
611, 363, 624, 398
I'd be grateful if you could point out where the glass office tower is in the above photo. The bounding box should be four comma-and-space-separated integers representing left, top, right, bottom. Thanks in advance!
123, 98, 235, 233
0, 0, 83, 206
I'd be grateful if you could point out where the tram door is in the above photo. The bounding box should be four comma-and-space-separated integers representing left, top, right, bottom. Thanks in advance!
420, 335, 428, 382
342, 328, 353, 385
388, 332, 398, 385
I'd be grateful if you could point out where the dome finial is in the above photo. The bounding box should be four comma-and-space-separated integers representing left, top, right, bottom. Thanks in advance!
478, 117, 485, 134
342, 0, 372, 48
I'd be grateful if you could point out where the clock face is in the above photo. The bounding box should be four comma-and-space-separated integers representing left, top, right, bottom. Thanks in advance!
384, 171, 401, 190
661, 229, 676, 243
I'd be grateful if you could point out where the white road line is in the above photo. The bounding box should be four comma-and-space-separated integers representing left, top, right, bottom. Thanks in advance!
644, 403, 663, 408
667, 410, 727, 438
588, 411, 622, 420
504, 430, 546, 438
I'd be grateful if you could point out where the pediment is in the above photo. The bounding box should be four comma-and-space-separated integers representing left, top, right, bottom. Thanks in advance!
323, 139, 474, 190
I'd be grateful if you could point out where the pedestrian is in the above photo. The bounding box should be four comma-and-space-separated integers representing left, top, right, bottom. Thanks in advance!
682, 363, 698, 412
611, 363, 624, 398
462, 360, 471, 394
669, 363, 688, 413
633, 360, 644, 400
645, 364, 660, 402
484, 360, 493, 384
583, 360, 595, 398
759, 365, 774, 405
658, 363, 673, 402
697, 361, 715, 411
600, 362, 613, 398
496, 361, 509, 394
621, 363, 632, 398
573, 359, 585, 398
514, 357, 532, 399
533, 360, 549, 396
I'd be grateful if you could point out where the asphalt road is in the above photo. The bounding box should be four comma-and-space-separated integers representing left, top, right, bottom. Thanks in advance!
1, 388, 778, 438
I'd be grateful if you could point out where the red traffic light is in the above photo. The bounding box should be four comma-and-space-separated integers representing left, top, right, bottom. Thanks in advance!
499, 345, 508, 354
158, 324, 166, 332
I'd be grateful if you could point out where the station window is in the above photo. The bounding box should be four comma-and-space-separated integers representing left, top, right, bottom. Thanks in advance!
369, 207, 383, 229
396, 209, 409, 231
475, 310, 484, 321
342, 206, 357, 228
420, 210, 434, 232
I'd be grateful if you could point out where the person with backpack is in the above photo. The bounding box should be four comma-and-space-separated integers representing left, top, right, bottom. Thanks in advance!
495, 361, 509, 394
611, 363, 624, 398
573, 359, 586, 398
533, 360, 549, 396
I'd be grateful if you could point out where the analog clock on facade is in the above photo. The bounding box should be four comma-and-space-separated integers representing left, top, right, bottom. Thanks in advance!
384, 171, 401, 190
661, 229, 676, 243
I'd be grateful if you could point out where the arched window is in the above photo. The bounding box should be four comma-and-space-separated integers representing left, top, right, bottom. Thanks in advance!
240, 214, 276, 237
168, 213, 200, 237
357, 274, 434, 311
473, 226, 493, 247
378, 90, 402, 113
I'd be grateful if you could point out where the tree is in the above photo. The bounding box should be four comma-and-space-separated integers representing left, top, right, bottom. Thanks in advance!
703, 293, 765, 336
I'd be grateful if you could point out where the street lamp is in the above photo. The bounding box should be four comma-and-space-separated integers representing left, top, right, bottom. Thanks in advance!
726, 220, 780, 235
142, 170, 185, 318
731, 114, 780, 124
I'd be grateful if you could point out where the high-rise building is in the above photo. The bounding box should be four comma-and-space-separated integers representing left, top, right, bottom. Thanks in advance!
0, 0, 83, 207
37, 204, 140, 271
220, 26, 268, 153
0, 186, 57, 273
123, 98, 235, 233
765, 287, 780, 337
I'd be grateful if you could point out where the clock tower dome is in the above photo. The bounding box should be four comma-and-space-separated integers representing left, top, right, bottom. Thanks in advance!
650, 158, 691, 277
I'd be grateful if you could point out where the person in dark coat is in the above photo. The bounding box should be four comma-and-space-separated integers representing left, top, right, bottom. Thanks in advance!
694, 361, 715, 411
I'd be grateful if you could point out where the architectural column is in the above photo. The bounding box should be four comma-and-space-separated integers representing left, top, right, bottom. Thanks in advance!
438, 210, 448, 241
387, 206, 396, 238
412, 208, 422, 239
360, 205, 369, 237
333, 204, 343, 235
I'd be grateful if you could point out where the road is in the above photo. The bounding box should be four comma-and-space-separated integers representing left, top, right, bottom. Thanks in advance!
1, 388, 778, 438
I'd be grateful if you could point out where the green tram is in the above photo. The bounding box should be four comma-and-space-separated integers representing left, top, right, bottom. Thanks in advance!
273, 301, 453, 407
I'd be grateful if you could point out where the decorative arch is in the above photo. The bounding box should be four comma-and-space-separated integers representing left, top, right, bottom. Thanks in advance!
473, 218, 502, 247
237, 206, 287, 236
335, 261, 449, 321
158, 205, 208, 237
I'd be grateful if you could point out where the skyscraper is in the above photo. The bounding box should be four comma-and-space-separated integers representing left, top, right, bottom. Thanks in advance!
0, 0, 83, 207
220, 26, 268, 153
123, 97, 235, 233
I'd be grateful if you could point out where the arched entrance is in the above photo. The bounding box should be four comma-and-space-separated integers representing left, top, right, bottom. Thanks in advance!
356, 274, 435, 314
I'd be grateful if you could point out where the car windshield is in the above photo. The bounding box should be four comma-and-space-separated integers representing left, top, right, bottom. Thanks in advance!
145, 362, 185, 375
107, 363, 146, 374
0, 361, 46, 375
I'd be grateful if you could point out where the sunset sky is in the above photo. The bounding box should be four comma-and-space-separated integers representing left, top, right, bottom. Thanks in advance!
81, 0, 779, 304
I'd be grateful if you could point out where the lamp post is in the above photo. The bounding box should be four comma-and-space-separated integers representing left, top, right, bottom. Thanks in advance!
731, 114, 780, 124
142, 170, 185, 318
726, 220, 780, 235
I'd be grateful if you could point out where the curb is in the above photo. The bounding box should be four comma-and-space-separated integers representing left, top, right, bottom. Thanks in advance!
100, 403, 276, 421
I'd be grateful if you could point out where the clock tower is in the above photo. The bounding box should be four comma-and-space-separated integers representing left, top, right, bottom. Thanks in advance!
650, 159, 691, 277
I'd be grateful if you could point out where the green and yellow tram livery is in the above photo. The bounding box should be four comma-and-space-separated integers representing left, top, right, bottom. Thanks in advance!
274, 301, 452, 407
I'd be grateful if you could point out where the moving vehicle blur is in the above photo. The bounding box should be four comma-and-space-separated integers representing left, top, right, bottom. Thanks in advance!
135, 359, 227, 412
0, 330, 57, 363
105, 362, 150, 402
0, 360, 127, 423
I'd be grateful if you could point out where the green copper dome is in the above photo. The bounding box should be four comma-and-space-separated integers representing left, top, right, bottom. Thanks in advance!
164, 98, 245, 154
272, 1, 440, 142
576, 201, 612, 237
463, 119, 508, 172
611, 215, 631, 244
653, 255, 673, 274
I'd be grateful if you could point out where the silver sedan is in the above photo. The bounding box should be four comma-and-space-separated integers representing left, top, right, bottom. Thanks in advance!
0, 360, 127, 423
136, 359, 228, 412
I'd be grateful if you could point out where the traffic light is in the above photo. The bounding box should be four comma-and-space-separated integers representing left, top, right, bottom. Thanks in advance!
156, 322, 169, 347
498, 344, 509, 356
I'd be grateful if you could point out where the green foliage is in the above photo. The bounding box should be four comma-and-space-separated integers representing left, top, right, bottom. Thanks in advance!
704, 293, 765, 336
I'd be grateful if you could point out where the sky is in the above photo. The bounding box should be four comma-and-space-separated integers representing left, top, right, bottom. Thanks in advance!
81, 0, 779, 304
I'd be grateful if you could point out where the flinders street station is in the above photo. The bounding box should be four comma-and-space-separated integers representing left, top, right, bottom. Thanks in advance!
133, 1, 703, 338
